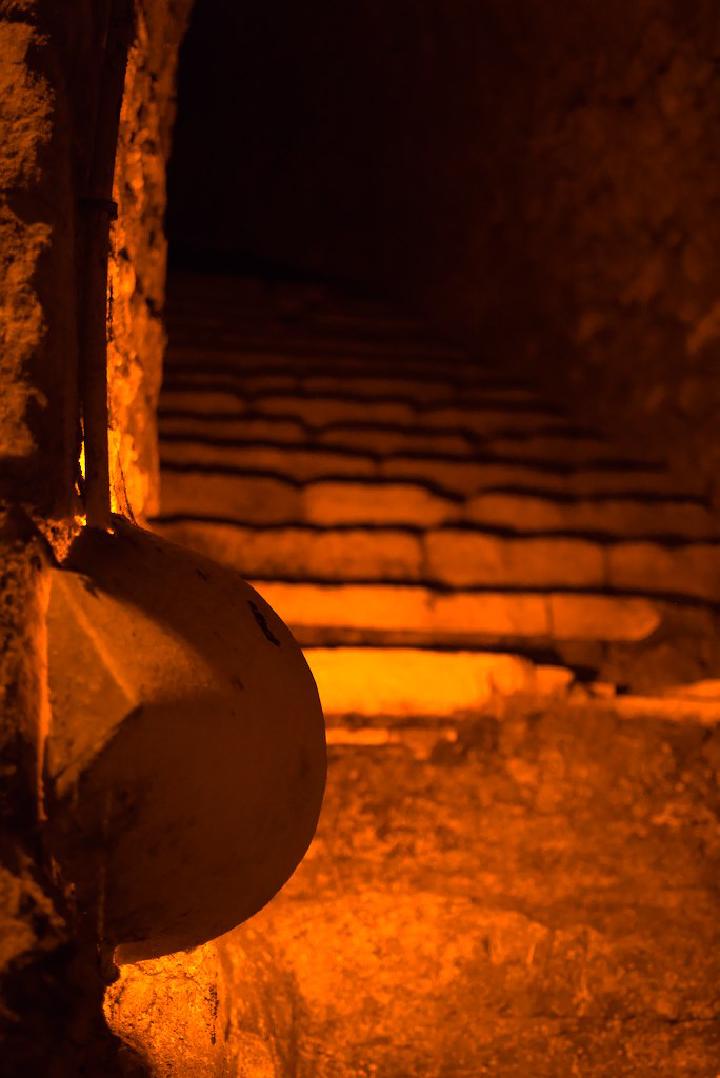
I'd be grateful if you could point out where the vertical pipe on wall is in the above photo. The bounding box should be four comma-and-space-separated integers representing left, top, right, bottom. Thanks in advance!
77, 0, 134, 529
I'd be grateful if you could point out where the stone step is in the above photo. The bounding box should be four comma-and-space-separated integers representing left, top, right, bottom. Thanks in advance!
303, 375, 544, 407
165, 342, 506, 379
166, 335, 468, 364
304, 479, 461, 526
608, 541, 720, 602
379, 454, 703, 498
249, 580, 661, 642
158, 411, 308, 444
425, 528, 720, 598
158, 517, 571, 587
154, 519, 425, 581
304, 647, 573, 716
161, 384, 567, 434
315, 423, 475, 456
163, 368, 552, 408
154, 517, 719, 599
164, 349, 536, 387
158, 434, 704, 501
249, 392, 420, 427
160, 438, 379, 479
160, 470, 302, 523
314, 423, 635, 464
160, 395, 609, 462
465, 491, 719, 540
487, 433, 626, 462
160, 471, 462, 527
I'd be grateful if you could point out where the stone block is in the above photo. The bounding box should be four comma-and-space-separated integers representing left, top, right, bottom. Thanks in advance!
305, 479, 459, 526
549, 594, 660, 641
317, 424, 472, 456
160, 440, 377, 480
160, 471, 302, 523
303, 373, 456, 403
607, 541, 720, 600
418, 404, 561, 434
489, 434, 616, 462
425, 529, 605, 588
465, 492, 719, 540
159, 387, 244, 415
305, 647, 573, 716
253, 392, 416, 427
251, 582, 550, 638
154, 522, 423, 581
159, 412, 307, 443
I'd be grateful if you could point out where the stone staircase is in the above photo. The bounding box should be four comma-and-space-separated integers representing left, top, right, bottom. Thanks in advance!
152, 272, 720, 713
113, 273, 720, 1077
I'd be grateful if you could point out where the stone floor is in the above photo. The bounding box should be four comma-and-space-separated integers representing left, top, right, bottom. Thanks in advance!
108, 697, 720, 1076
105, 273, 720, 1075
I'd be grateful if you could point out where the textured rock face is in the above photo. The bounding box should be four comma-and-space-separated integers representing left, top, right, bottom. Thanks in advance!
514, 1, 720, 499
107, 700, 720, 1075
108, 0, 192, 519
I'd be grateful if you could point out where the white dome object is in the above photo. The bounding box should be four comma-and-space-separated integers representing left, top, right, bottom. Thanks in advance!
45, 520, 326, 962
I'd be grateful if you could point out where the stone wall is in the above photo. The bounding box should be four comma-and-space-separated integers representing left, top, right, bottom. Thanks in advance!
109, 0, 192, 520
513, 0, 720, 499
0, 1, 189, 1071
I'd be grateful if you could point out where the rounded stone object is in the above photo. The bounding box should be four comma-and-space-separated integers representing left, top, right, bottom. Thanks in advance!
45, 520, 326, 962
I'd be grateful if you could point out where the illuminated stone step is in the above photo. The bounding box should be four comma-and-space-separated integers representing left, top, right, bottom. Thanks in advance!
304, 647, 573, 717
315, 424, 474, 456
425, 529, 720, 597
304, 480, 461, 526
424, 531, 604, 588
153, 518, 719, 598
160, 439, 379, 479
161, 471, 303, 523
164, 358, 538, 401
250, 393, 418, 427
159, 412, 308, 444
267, 397, 567, 435
313, 424, 633, 464
161, 465, 717, 562
155, 519, 592, 587
163, 369, 556, 411
160, 385, 565, 436
608, 541, 720, 601
379, 454, 702, 498
160, 472, 462, 526
465, 491, 720, 540
158, 432, 692, 501
250, 581, 660, 642
301, 375, 542, 406
154, 520, 425, 581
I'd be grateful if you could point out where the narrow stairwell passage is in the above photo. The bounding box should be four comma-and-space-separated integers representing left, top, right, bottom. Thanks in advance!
153, 272, 720, 709
125, 271, 720, 1075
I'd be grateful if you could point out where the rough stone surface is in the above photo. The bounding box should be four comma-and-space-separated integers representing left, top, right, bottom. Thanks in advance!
107, 700, 720, 1075
156, 520, 424, 582
304, 479, 458, 527
161, 471, 303, 522
425, 530, 605, 589
108, 0, 193, 519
